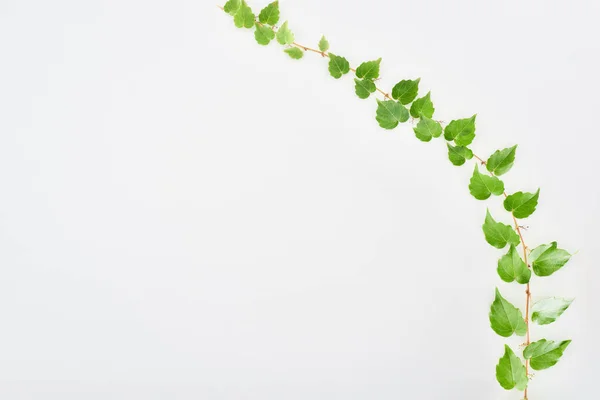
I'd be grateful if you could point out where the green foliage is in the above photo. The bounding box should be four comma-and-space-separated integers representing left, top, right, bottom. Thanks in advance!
530, 242, 571, 277
532, 297, 573, 325
482, 210, 520, 249
444, 115, 477, 146
375, 99, 408, 129
497, 244, 531, 284
276, 21, 294, 45
487, 145, 517, 176
409, 92, 434, 118
254, 23, 275, 45
318, 35, 329, 52
413, 116, 442, 142
496, 345, 528, 391
284, 47, 304, 59
233, 1, 255, 28
223, 0, 241, 15
469, 164, 504, 200
447, 144, 473, 166
490, 288, 527, 337
504, 189, 540, 219
258, 1, 280, 25
356, 58, 381, 80
524, 339, 571, 370
391, 78, 420, 105
354, 78, 376, 99
328, 54, 350, 79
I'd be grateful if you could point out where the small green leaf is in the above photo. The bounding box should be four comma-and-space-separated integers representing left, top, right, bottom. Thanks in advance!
496, 345, 528, 391
223, 0, 241, 15
233, 1, 255, 28
258, 1, 280, 25
413, 116, 442, 142
487, 145, 517, 176
504, 189, 540, 219
532, 297, 573, 325
530, 242, 571, 277
354, 78, 376, 99
444, 115, 477, 146
284, 47, 304, 59
524, 339, 571, 370
469, 164, 505, 200
497, 244, 531, 284
447, 144, 473, 166
409, 92, 434, 118
489, 288, 527, 337
391, 79, 420, 105
318, 35, 329, 52
328, 53, 350, 79
356, 58, 381, 80
276, 21, 294, 45
254, 23, 275, 45
482, 209, 520, 249
375, 99, 409, 129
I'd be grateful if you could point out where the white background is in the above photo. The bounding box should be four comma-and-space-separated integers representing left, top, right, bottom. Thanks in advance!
1, 0, 599, 399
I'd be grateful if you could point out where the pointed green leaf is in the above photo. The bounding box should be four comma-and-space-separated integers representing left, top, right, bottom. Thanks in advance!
354, 78, 376, 99
356, 58, 381, 80
276, 21, 294, 45
444, 115, 477, 146
318, 35, 329, 52
482, 209, 520, 249
391, 78, 420, 105
487, 145, 517, 176
223, 0, 241, 15
504, 189, 540, 219
496, 345, 528, 391
258, 1, 280, 25
375, 99, 409, 129
447, 144, 473, 166
233, 1, 255, 28
490, 288, 527, 337
254, 23, 275, 45
328, 53, 350, 79
413, 116, 442, 142
284, 47, 303, 59
469, 164, 505, 200
532, 297, 573, 325
530, 242, 571, 277
410, 92, 435, 118
497, 244, 531, 284
524, 339, 571, 370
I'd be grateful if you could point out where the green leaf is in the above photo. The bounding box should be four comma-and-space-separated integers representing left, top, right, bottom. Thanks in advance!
447, 144, 473, 166
391, 78, 420, 105
487, 145, 517, 176
356, 58, 381, 80
530, 242, 571, 277
409, 92, 434, 118
354, 78, 376, 99
258, 1, 280, 25
254, 23, 275, 45
482, 209, 520, 249
318, 35, 329, 52
469, 164, 505, 200
532, 297, 573, 325
413, 116, 442, 142
233, 1, 255, 28
276, 21, 294, 45
375, 99, 409, 129
489, 288, 527, 337
284, 47, 304, 59
496, 345, 528, 391
223, 0, 241, 15
524, 339, 571, 370
328, 53, 350, 79
497, 244, 531, 284
504, 189, 540, 219
444, 115, 477, 146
